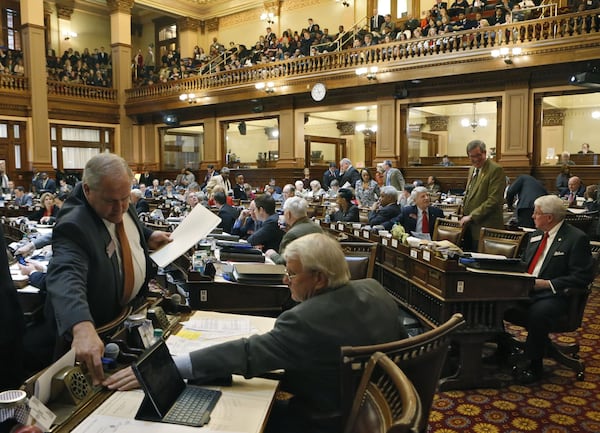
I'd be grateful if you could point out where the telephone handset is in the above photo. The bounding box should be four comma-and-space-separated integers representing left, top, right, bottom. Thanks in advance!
50, 365, 92, 405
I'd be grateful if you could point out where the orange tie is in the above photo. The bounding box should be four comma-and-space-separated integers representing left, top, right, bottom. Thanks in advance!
527, 232, 549, 275
116, 221, 135, 305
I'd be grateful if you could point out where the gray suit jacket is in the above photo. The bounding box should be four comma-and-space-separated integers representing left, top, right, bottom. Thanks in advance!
269, 217, 324, 264
187, 279, 403, 415
385, 168, 405, 191
46, 183, 155, 336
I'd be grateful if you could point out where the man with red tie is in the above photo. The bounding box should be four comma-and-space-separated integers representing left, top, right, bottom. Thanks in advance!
505, 194, 594, 384
395, 186, 444, 237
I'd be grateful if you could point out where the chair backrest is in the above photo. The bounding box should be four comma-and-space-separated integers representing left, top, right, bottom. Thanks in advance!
432, 218, 466, 247
477, 227, 527, 258
340, 313, 465, 432
434, 203, 461, 217
564, 212, 593, 235
340, 241, 378, 280
344, 352, 422, 433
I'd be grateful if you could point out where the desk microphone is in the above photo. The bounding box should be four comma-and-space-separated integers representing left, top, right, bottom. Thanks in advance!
103, 342, 120, 366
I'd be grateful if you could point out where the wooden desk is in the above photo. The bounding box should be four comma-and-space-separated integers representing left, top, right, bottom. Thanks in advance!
48, 311, 279, 433
170, 255, 290, 316
377, 239, 533, 390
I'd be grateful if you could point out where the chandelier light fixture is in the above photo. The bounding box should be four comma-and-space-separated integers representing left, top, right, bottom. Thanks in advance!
255, 82, 275, 93
260, 12, 276, 25
356, 109, 377, 136
461, 103, 488, 131
179, 93, 199, 104
491, 47, 522, 64
356, 66, 378, 80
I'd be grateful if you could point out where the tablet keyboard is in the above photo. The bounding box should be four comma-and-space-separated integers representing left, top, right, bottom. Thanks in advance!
164, 386, 222, 426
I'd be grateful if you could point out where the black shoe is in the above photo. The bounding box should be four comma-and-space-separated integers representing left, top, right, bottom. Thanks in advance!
515, 368, 543, 385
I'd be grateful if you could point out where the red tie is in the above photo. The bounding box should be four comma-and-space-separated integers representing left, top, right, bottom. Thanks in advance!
116, 221, 135, 305
422, 210, 429, 233
527, 232, 549, 274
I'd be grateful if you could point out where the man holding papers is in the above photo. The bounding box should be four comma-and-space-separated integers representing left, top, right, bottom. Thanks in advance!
43, 154, 171, 385
105, 233, 404, 432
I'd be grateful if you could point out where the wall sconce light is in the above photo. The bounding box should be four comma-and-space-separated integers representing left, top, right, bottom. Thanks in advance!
356, 66, 378, 80
260, 12, 276, 25
255, 82, 275, 93
62, 30, 78, 40
179, 93, 199, 104
491, 47, 522, 64
335, 0, 351, 6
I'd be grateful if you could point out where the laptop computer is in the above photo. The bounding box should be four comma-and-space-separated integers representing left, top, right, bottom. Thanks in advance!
132, 340, 222, 427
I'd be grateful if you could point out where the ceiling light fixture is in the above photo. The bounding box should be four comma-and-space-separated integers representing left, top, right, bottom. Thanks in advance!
491, 47, 522, 64
260, 12, 276, 25
255, 82, 275, 94
179, 93, 199, 104
356, 66, 378, 80
355, 109, 377, 137
335, 0, 351, 6
461, 103, 488, 131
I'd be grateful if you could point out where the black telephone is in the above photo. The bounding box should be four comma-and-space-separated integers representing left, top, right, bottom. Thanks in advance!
147, 306, 170, 330
50, 365, 92, 405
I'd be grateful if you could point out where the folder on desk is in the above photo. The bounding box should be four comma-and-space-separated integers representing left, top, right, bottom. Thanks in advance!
459, 257, 526, 273
233, 263, 286, 284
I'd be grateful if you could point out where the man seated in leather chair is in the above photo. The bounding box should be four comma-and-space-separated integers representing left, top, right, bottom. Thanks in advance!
105, 233, 406, 433
504, 195, 594, 384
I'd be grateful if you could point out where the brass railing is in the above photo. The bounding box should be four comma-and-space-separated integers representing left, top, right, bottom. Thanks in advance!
126, 9, 600, 102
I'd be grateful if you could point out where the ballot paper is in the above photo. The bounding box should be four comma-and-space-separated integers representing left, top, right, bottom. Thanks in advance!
150, 204, 221, 268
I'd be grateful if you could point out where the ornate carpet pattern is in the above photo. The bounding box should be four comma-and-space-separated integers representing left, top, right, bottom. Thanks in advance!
428, 288, 600, 433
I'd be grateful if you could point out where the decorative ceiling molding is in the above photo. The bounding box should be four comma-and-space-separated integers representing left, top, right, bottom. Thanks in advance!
57, 1, 75, 20
177, 17, 201, 32
543, 109, 565, 127
336, 121, 355, 135
426, 116, 449, 132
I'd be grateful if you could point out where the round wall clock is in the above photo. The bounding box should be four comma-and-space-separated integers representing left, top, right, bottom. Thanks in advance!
311, 82, 327, 101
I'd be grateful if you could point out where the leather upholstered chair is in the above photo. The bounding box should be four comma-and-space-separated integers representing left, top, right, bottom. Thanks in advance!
339, 241, 378, 280
344, 352, 422, 433
432, 218, 466, 248
340, 313, 465, 433
477, 227, 527, 258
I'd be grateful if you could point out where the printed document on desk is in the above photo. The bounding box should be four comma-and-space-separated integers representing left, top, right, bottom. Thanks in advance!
150, 204, 221, 268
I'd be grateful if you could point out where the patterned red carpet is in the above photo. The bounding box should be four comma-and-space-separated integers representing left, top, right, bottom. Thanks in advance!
428, 288, 600, 433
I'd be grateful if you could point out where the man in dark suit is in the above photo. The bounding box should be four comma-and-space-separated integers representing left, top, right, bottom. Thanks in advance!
562, 176, 585, 205
45, 153, 171, 386
505, 195, 594, 384
138, 170, 155, 187
265, 196, 323, 264
247, 194, 284, 251
322, 162, 339, 190
104, 233, 405, 433
0, 225, 25, 390
506, 174, 548, 228
397, 186, 444, 236
460, 140, 506, 251
13, 186, 33, 207
370, 8, 385, 32
339, 158, 360, 189
232, 174, 248, 201
130, 188, 150, 214
214, 191, 239, 234
36, 172, 57, 193
368, 186, 402, 230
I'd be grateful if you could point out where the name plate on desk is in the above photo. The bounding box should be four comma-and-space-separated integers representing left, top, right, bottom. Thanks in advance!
382, 238, 389, 246
391, 239, 399, 248
422, 250, 431, 262
362, 230, 370, 239
410, 249, 418, 259
353, 229, 360, 237
338, 223, 345, 231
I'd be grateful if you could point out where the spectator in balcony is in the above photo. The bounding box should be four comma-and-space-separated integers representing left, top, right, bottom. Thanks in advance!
300, 29, 314, 56
470, 0, 487, 13
13, 58, 24, 75
97, 46, 109, 65
490, 7, 507, 25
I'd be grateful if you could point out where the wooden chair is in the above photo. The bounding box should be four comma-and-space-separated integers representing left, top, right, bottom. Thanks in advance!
434, 203, 461, 217
340, 241, 378, 280
477, 227, 528, 258
344, 352, 422, 433
340, 313, 465, 432
432, 218, 466, 248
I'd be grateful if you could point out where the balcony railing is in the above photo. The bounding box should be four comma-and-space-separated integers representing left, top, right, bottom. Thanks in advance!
47, 80, 118, 102
0, 74, 28, 92
125, 9, 600, 103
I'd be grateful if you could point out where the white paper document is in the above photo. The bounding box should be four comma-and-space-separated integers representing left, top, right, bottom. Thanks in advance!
150, 204, 221, 268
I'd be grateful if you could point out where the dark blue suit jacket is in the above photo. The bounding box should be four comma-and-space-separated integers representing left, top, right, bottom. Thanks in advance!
397, 205, 444, 234
247, 213, 284, 251
506, 175, 548, 211
217, 204, 240, 234
522, 223, 594, 295
368, 203, 402, 230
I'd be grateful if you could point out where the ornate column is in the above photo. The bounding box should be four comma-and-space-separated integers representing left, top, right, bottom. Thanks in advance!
107, 0, 135, 163
375, 98, 398, 165
21, 0, 52, 173
178, 17, 201, 61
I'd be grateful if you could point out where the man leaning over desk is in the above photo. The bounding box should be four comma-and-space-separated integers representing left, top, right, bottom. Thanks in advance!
105, 233, 405, 433
45, 153, 171, 386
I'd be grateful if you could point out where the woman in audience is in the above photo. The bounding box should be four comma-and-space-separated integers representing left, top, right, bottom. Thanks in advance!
355, 168, 380, 208
330, 188, 360, 222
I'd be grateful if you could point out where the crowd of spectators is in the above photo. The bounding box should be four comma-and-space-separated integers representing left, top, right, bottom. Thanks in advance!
0, 48, 25, 76
46, 46, 112, 87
